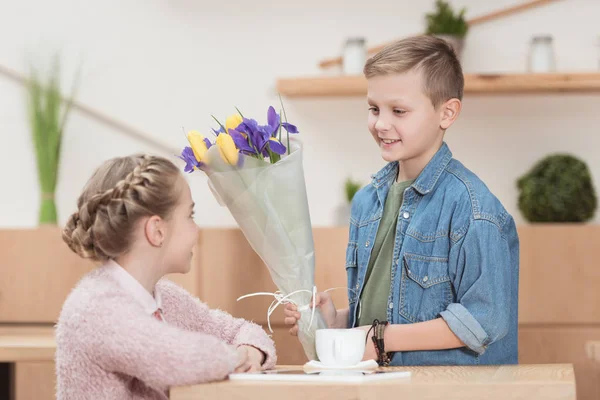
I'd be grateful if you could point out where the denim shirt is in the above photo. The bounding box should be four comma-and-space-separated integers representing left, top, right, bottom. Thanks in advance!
346, 142, 519, 365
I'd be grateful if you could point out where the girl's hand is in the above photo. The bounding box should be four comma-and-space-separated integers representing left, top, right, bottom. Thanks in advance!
234, 345, 264, 373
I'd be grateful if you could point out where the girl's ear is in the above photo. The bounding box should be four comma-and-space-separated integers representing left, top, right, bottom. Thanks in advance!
144, 215, 166, 247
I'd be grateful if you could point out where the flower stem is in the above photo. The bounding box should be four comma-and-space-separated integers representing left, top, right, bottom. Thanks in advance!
211, 115, 227, 134
278, 94, 290, 155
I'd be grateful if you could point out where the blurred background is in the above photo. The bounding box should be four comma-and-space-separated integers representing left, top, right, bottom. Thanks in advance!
1, 0, 599, 399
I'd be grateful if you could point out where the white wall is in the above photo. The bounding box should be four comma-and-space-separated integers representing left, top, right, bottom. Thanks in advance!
1, 0, 599, 228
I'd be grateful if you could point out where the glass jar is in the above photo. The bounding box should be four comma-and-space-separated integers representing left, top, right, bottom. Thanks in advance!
527, 35, 556, 73
342, 37, 367, 75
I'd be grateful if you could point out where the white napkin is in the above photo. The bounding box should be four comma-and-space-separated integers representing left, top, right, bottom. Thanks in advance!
303, 359, 379, 371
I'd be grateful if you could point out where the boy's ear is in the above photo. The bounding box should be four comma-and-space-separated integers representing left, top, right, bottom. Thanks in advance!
439, 98, 462, 130
144, 215, 166, 248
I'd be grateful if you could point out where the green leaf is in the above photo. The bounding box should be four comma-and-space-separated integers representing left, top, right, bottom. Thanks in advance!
425, 0, 468, 37
345, 178, 362, 203
26, 54, 77, 224
234, 106, 245, 119
277, 109, 282, 142
278, 94, 291, 155
517, 154, 597, 222
268, 147, 281, 164
211, 114, 227, 133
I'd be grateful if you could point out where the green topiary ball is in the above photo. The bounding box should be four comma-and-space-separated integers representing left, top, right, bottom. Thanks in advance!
517, 154, 597, 223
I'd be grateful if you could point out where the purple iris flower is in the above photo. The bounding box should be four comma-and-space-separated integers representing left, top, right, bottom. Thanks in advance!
228, 128, 256, 155
212, 126, 225, 136
267, 138, 286, 155
236, 107, 296, 155
281, 122, 298, 133
213, 106, 298, 160
178, 146, 201, 173
233, 117, 267, 155
266, 106, 280, 135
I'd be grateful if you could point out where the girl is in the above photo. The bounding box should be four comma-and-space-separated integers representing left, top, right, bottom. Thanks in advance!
56, 154, 276, 400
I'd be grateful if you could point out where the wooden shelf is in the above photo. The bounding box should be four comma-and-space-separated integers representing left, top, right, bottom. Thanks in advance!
277, 72, 600, 97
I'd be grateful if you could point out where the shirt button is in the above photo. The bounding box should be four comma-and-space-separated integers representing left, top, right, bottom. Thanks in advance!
388, 303, 394, 310
403, 211, 410, 219
365, 241, 370, 247
423, 276, 429, 283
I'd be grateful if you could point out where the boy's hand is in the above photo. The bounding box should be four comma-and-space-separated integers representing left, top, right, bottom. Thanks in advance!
283, 292, 338, 336
234, 345, 264, 372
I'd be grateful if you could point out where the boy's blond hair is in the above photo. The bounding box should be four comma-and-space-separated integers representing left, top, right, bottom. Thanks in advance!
363, 35, 464, 108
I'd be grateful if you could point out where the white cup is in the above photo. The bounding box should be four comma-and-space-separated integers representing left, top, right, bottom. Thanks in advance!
315, 329, 366, 367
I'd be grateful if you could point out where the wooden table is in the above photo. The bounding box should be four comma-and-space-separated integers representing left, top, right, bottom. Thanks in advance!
0, 325, 56, 362
0, 325, 57, 400
586, 341, 600, 400
0, 327, 578, 400
171, 364, 575, 400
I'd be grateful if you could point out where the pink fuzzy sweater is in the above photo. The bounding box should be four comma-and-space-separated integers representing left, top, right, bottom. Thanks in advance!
55, 264, 276, 400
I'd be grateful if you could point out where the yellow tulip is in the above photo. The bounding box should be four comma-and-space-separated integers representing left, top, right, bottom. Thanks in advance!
216, 133, 239, 165
225, 113, 243, 134
186, 130, 209, 163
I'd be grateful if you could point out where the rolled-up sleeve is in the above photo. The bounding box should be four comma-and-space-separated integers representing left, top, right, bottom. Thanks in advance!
440, 219, 512, 355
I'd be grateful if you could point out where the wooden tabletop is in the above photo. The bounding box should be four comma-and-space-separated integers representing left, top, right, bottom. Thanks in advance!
0, 325, 56, 362
171, 364, 575, 400
0, 326, 578, 400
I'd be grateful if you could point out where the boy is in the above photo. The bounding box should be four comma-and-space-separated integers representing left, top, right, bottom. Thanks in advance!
285, 35, 519, 366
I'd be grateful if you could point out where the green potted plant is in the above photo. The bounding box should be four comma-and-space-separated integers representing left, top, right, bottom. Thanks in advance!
335, 178, 362, 226
27, 56, 77, 225
345, 178, 362, 205
425, 0, 469, 59
517, 154, 597, 223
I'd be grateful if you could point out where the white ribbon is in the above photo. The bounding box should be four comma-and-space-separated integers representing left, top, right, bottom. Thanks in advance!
236, 286, 360, 333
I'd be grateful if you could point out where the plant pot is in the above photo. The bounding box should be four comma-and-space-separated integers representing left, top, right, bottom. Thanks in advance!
434, 34, 465, 60
39, 194, 58, 225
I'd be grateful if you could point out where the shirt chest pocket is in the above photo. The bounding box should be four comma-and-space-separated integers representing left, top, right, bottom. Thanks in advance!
399, 253, 454, 323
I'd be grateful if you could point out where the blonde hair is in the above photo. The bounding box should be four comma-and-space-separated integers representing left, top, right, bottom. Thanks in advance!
62, 154, 182, 263
363, 35, 464, 108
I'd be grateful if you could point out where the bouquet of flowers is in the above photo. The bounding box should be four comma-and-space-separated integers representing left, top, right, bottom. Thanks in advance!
178, 105, 326, 360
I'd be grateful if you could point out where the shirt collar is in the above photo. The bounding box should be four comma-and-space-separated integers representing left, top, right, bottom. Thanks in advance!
371, 142, 453, 195
105, 260, 161, 315
411, 142, 453, 195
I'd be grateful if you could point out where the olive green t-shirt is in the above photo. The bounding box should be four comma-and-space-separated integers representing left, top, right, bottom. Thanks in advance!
357, 179, 414, 326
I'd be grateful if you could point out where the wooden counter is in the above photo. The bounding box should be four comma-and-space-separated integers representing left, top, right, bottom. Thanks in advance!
586, 341, 600, 399
586, 341, 600, 363
0, 325, 55, 362
0, 325, 56, 400
171, 364, 576, 400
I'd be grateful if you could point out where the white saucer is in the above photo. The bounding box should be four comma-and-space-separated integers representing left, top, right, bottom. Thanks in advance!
303, 359, 379, 371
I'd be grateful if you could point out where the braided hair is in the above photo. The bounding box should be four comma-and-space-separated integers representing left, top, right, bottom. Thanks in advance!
62, 154, 181, 262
